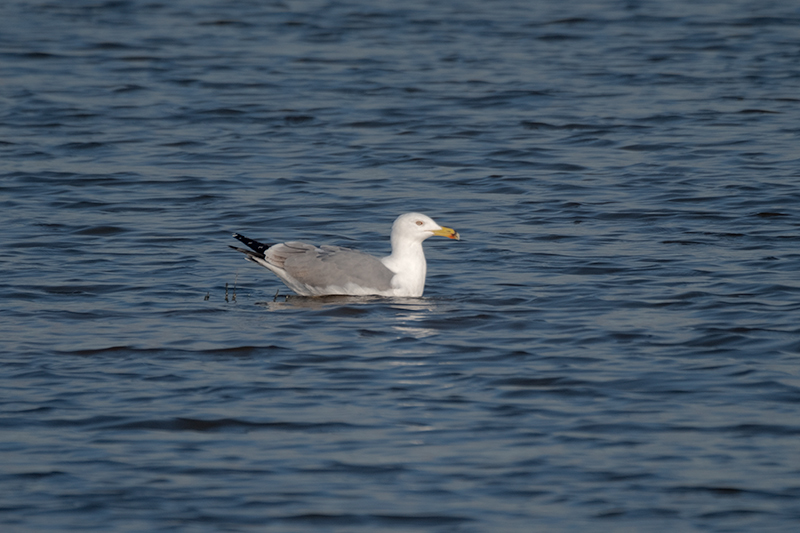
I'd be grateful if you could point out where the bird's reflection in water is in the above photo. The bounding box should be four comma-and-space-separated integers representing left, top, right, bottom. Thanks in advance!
255, 295, 450, 340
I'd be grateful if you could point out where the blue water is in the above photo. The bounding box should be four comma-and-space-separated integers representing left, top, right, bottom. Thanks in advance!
2, 0, 800, 531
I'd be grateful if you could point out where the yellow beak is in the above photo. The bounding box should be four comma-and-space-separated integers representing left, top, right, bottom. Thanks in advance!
432, 226, 460, 240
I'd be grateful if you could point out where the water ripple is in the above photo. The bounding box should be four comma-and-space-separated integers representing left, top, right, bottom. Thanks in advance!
2, 0, 800, 531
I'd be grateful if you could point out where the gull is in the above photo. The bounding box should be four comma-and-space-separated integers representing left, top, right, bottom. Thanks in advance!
229, 213, 460, 297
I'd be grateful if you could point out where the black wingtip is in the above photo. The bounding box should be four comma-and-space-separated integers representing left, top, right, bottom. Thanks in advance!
231, 233, 272, 255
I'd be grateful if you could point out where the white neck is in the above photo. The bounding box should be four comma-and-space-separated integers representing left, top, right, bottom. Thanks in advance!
382, 236, 427, 297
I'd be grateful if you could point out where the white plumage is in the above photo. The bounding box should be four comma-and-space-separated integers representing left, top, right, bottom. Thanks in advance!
230, 213, 460, 297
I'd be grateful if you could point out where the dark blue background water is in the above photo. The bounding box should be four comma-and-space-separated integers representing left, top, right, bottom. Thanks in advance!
2, 0, 800, 531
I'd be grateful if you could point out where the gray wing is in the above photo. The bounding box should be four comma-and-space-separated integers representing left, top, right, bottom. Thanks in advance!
277, 243, 395, 291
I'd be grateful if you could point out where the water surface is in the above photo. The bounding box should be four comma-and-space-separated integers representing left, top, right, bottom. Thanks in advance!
2, 0, 800, 531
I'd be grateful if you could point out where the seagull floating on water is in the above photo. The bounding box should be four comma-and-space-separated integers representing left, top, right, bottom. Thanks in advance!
229, 213, 460, 297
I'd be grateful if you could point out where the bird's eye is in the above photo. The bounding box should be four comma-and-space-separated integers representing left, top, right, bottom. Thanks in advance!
416, 220, 423, 226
